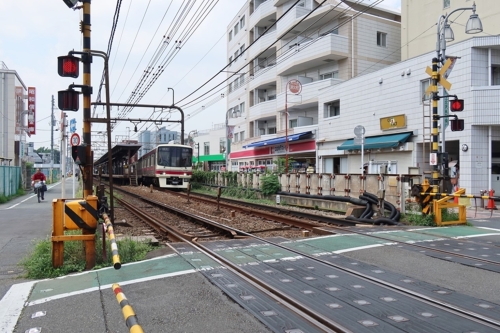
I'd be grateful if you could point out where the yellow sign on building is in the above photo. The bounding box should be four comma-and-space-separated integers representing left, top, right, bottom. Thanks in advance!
380, 114, 407, 131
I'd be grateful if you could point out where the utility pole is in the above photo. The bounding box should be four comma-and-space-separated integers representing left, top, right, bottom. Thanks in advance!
82, 0, 92, 198
51, 95, 55, 183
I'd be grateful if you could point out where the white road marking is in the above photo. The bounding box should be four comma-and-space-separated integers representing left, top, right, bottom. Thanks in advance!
0, 281, 36, 333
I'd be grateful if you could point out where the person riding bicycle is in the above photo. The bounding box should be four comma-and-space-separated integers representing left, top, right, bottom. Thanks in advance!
31, 168, 47, 200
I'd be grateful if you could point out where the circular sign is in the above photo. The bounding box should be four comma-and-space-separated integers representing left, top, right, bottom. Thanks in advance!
287, 79, 302, 94
70, 133, 80, 146
354, 125, 365, 137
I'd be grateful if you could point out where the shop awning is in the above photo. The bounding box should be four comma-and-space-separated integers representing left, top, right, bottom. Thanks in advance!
243, 131, 314, 149
337, 132, 412, 150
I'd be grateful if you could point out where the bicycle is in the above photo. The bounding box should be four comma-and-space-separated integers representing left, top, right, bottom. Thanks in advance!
33, 181, 44, 203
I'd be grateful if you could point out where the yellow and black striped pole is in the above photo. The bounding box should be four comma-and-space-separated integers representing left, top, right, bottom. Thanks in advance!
431, 57, 440, 200
82, 0, 92, 198
103, 213, 121, 269
112, 284, 144, 333
81, 0, 96, 269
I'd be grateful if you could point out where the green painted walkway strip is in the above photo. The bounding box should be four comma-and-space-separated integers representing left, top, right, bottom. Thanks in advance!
29, 255, 193, 303
367, 231, 444, 243
409, 226, 500, 238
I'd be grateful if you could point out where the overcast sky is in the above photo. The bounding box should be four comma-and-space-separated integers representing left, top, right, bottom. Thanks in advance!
0, 0, 401, 153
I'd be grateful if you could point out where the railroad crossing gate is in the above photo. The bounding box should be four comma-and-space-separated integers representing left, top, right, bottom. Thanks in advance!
51, 196, 99, 268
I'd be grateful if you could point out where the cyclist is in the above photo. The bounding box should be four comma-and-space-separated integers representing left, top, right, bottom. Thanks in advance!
31, 168, 47, 200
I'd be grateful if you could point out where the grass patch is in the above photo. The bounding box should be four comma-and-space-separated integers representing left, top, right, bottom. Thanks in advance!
0, 188, 26, 204
20, 230, 156, 279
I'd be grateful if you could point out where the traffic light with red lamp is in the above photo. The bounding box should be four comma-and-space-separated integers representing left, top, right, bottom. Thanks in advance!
58, 55, 79, 78
450, 98, 464, 112
450, 98, 465, 131
58, 55, 80, 111
57, 54, 92, 112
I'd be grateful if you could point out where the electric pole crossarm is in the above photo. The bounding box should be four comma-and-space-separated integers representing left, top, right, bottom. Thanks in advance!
91, 102, 185, 144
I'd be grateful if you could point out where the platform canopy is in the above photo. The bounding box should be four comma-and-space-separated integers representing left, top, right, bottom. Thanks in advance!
94, 143, 142, 166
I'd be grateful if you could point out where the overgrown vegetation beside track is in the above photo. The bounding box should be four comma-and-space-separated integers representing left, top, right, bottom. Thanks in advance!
20, 230, 155, 279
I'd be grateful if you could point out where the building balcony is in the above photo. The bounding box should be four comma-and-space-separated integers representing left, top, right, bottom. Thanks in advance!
249, 65, 277, 90
248, 29, 277, 59
277, 34, 348, 76
275, 124, 318, 138
276, 78, 343, 111
276, 3, 344, 40
249, 0, 276, 29
249, 99, 277, 120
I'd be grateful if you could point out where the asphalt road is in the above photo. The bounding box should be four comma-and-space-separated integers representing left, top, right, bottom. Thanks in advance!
0, 179, 78, 300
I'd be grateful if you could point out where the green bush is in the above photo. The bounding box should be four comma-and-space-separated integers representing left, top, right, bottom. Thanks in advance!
20, 230, 155, 279
403, 212, 436, 226
260, 174, 280, 196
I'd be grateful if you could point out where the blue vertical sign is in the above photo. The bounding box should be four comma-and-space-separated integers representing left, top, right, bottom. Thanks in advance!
70, 118, 77, 133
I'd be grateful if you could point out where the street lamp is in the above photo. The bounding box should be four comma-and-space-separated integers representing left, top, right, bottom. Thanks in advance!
188, 129, 197, 147
436, 2, 483, 64
436, 2, 482, 152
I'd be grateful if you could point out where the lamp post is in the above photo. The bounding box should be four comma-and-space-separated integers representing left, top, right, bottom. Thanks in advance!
225, 109, 232, 172
436, 2, 482, 154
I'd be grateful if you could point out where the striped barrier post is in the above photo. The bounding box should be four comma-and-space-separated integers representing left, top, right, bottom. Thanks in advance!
112, 284, 144, 333
103, 213, 121, 269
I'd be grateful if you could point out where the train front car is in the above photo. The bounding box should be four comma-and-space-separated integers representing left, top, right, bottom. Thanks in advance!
155, 143, 193, 189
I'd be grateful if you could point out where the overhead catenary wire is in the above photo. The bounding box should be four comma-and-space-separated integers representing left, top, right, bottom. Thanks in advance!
154, 0, 380, 133
92, 0, 124, 118
98, 0, 385, 140
117, 0, 220, 123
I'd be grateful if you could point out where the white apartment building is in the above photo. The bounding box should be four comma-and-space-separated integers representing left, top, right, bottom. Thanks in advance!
226, 0, 401, 171
226, 0, 401, 172
225, 0, 500, 198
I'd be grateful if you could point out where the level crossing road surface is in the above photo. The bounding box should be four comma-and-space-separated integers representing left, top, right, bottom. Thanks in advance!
1, 180, 500, 332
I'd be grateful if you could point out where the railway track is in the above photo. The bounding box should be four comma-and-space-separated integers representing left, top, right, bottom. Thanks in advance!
111, 186, 500, 332
165, 189, 500, 272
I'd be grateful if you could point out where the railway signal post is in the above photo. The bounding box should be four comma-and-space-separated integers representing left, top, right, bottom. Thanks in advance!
57, 0, 96, 269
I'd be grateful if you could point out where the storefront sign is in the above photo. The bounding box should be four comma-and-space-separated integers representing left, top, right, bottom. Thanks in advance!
380, 114, 406, 131
272, 144, 287, 154
27, 87, 36, 136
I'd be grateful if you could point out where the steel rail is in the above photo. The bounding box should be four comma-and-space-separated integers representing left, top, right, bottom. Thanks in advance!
165, 191, 350, 234
175, 190, 500, 267
112, 185, 500, 329
113, 191, 241, 240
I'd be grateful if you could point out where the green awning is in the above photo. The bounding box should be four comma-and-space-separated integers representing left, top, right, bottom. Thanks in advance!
193, 154, 225, 162
337, 132, 412, 150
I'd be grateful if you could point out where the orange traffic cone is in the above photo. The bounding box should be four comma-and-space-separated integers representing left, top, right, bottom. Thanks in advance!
454, 185, 459, 204
486, 189, 497, 210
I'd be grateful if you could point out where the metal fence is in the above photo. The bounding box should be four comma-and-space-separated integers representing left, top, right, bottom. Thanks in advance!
0, 166, 21, 197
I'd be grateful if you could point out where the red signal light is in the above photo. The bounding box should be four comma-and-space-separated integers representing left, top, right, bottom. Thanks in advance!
58, 55, 79, 78
450, 99, 464, 112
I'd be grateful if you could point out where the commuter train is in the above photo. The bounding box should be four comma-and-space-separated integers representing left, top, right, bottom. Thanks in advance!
136, 143, 193, 189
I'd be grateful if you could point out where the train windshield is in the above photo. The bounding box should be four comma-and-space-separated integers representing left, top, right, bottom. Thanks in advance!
157, 146, 193, 167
